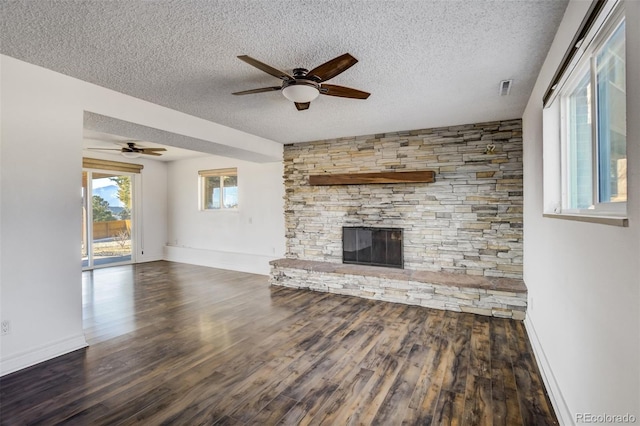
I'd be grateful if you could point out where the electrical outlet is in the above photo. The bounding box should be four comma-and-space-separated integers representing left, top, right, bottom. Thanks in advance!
1, 320, 11, 336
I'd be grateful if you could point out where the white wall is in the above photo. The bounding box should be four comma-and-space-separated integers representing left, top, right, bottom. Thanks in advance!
165, 156, 285, 275
1, 56, 87, 375
522, 1, 640, 424
0, 55, 283, 375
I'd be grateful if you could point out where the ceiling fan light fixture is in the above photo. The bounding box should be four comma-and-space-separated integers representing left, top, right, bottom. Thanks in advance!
121, 151, 141, 159
234, 54, 369, 111
282, 83, 319, 103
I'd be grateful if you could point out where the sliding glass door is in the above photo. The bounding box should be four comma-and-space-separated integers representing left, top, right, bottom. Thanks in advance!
82, 170, 134, 269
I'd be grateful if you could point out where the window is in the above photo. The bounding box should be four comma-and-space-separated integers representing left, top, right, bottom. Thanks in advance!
199, 168, 238, 210
545, 1, 626, 222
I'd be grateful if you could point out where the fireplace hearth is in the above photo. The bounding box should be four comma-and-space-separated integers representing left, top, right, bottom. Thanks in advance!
342, 227, 403, 268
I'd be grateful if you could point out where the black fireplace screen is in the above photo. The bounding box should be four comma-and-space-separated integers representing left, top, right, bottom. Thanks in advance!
342, 227, 403, 268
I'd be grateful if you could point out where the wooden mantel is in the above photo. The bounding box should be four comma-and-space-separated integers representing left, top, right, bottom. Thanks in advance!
308, 170, 435, 186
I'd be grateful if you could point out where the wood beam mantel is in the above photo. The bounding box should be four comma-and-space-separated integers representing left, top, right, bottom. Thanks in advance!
308, 170, 435, 186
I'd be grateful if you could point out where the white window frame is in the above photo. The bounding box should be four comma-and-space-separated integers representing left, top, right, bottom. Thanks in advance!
559, 58, 593, 212
82, 167, 139, 269
198, 168, 238, 211
545, 1, 627, 226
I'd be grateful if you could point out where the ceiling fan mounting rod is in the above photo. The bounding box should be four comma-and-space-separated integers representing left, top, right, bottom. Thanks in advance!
292, 68, 309, 78
125, 142, 140, 152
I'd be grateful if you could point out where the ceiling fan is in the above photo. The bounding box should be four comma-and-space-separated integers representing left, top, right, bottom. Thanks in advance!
232, 53, 370, 111
88, 141, 167, 158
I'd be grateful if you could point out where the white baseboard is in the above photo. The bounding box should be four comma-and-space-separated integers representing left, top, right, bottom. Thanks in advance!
163, 246, 277, 275
0, 334, 88, 377
136, 251, 164, 263
525, 314, 574, 426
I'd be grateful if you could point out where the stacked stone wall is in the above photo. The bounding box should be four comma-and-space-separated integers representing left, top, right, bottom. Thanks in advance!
284, 119, 523, 278
270, 259, 527, 319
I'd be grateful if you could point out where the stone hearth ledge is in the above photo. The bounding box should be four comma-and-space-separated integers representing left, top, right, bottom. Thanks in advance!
269, 258, 527, 320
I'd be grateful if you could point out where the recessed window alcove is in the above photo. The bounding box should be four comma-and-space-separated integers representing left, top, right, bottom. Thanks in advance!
342, 227, 403, 268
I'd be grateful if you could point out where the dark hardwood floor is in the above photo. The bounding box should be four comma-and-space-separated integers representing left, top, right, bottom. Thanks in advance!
0, 261, 557, 425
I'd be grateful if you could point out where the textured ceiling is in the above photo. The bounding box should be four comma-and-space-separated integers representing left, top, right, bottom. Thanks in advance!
1, 0, 568, 144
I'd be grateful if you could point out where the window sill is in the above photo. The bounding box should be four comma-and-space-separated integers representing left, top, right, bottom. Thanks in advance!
543, 213, 628, 227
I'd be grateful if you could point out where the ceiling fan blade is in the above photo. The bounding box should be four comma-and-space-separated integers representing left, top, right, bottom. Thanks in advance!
320, 84, 370, 99
139, 151, 162, 156
87, 148, 122, 151
140, 147, 167, 152
307, 53, 358, 82
295, 102, 310, 111
232, 86, 282, 96
237, 55, 292, 81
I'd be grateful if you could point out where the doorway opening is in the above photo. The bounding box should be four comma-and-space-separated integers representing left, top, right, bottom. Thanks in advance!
82, 170, 134, 269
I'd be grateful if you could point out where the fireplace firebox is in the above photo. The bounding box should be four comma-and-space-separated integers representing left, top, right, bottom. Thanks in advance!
342, 227, 403, 268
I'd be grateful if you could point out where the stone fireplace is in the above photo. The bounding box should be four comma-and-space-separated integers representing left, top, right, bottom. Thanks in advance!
280, 119, 523, 278
270, 119, 527, 319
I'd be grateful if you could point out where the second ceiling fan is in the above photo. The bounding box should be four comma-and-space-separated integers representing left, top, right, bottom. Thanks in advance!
232, 53, 370, 111
87, 141, 166, 158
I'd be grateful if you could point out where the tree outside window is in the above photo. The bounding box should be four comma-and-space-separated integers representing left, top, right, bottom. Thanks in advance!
199, 168, 238, 210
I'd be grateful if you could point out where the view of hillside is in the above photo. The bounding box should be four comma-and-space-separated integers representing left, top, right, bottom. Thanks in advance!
93, 184, 123, 207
